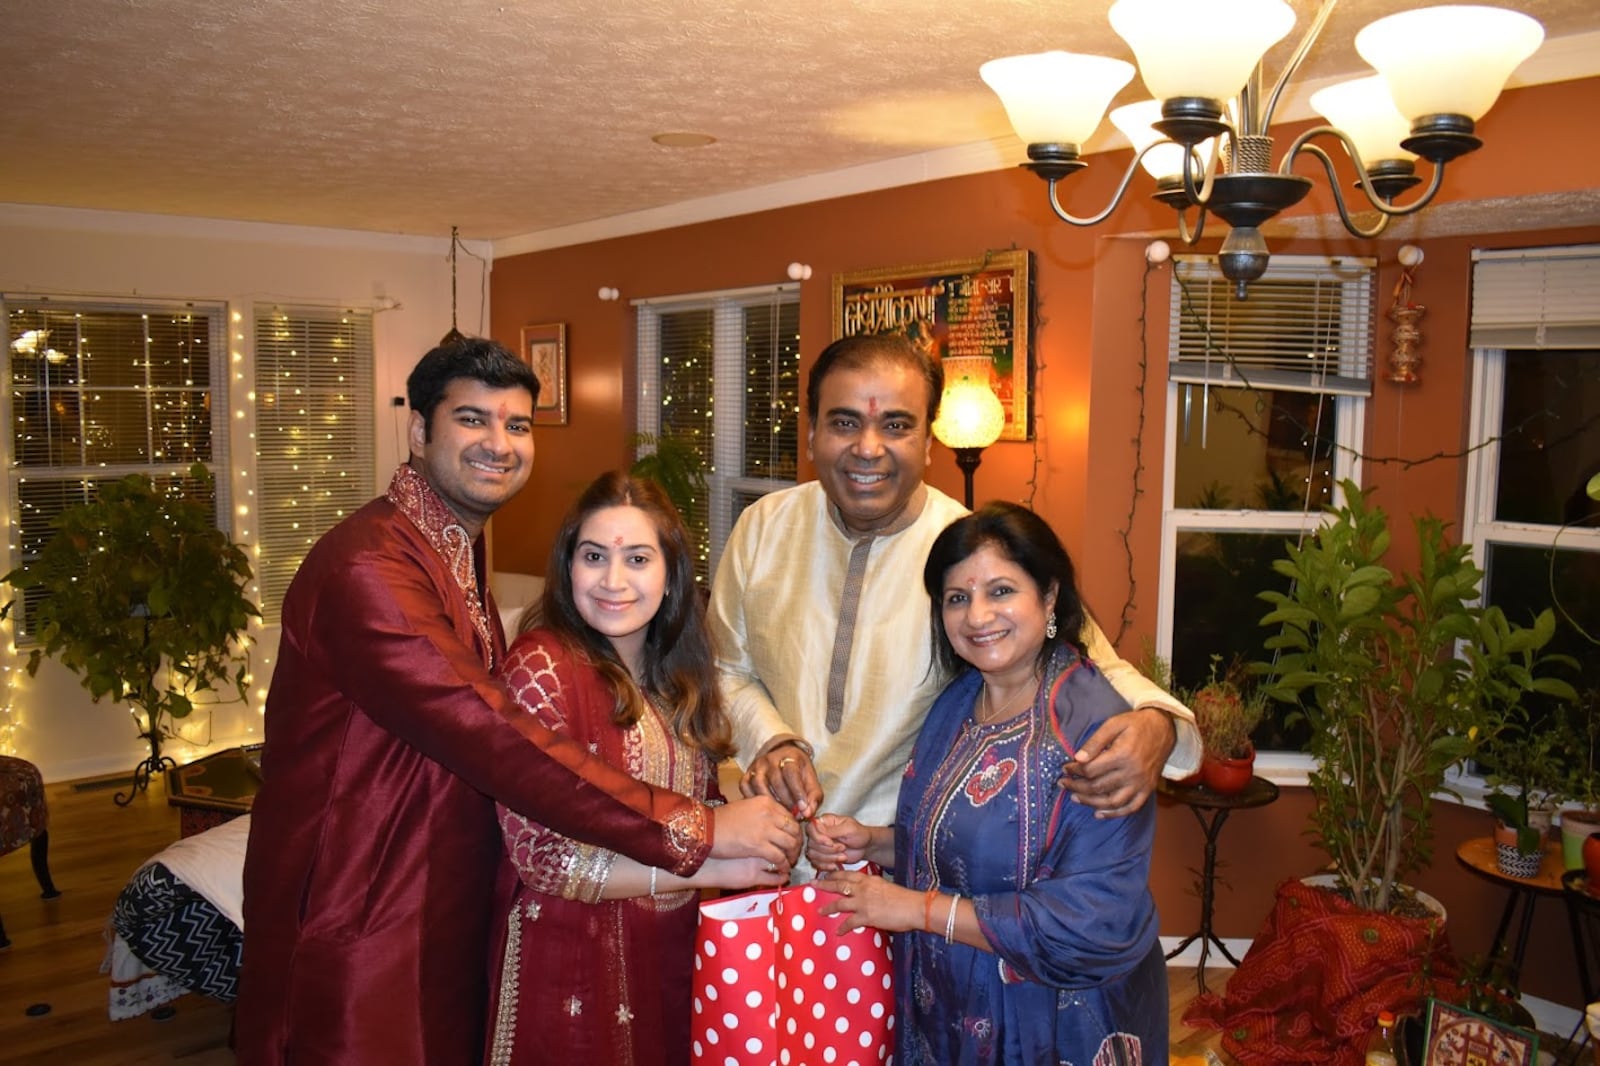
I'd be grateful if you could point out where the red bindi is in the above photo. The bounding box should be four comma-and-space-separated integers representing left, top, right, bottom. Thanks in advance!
613, 535, 624, 548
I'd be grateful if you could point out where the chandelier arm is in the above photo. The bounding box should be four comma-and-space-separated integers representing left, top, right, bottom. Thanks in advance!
1260, 0, 1340, 132
1180, 133, 1228, 209
1283, 127, 1449, 221
1287, 142, 1400, 239
1174, 205, 1207, 245
1042, 149, 1153, 227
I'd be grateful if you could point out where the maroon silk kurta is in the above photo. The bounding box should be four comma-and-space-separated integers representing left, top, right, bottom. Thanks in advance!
237, 471, 711, 1066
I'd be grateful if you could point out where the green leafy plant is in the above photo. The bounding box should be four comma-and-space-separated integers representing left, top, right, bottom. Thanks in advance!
1, 464, 259, 801
1256, 480, 1577, 913
627, 432, 706, 520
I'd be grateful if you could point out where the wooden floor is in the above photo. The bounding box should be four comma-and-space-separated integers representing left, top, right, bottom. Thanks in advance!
0, 773, 1231, 1064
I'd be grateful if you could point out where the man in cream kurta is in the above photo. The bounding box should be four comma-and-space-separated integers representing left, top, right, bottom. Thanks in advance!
710, 333, 1198, 873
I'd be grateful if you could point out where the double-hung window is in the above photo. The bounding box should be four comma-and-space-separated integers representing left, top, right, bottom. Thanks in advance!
1463, 247, 1600, 747
4, 298, 228, 639
1157, 255, 1375, 755
635, 284, 800, 580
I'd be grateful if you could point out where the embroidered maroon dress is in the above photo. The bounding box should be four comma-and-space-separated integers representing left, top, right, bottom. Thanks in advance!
485, 629, 717, 1066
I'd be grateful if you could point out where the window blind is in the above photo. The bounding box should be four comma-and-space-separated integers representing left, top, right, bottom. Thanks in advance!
1170, 256, 1376, 397
4, 297, 227, 638
1470, 245, 1600, 349
253, 306, 375, 622
635, 284, 799, 578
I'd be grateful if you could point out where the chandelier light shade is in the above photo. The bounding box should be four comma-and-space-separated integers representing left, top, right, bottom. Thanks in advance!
1108, 0, 1295, 104
981, 0, 1545, 295
1354, 5, 1544, 122
1308, 77, 1415, 164
979, 52, 1134, 147
931, 356, 1007, 509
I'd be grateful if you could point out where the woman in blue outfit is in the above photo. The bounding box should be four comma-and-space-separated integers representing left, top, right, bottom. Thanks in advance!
810, 501, 1167, 1065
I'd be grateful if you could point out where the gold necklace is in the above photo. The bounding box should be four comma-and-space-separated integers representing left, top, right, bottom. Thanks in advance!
977, 678, 1038, 725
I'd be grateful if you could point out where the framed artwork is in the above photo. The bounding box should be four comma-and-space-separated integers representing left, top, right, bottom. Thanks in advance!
1420, 998, 1538, 1066
831, 249, 1034, 441
519, 323, 568, 425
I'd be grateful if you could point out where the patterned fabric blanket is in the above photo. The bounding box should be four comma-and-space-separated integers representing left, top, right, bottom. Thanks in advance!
100, 814, 249, 1019
1183, 877, 1462, 1066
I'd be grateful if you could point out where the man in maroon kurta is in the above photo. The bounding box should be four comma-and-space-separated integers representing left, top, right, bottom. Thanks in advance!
237, 339, 796, 1065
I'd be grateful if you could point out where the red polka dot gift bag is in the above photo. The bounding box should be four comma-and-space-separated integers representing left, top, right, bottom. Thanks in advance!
691, 881, 895, 1065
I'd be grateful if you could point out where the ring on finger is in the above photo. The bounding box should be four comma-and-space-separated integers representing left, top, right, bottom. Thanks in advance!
778, 756, 797, 768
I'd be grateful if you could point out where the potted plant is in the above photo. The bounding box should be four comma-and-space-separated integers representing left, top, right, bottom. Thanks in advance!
1558, 688, 1600, 870
1485, 790, 1544, 879
1, 465, 259, 804
1256, 480, 1577, 914
1189, 656, 1266, 795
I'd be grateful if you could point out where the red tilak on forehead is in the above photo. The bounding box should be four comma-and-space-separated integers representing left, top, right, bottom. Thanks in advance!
613, 535, 624, 548
867, 396, 879, 417
496, 401, 511, 421
966, 577, 978, 589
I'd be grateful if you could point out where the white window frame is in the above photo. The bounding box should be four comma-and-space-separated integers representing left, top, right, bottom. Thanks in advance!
1156, 255, 1373, 782
635, 283, 799, 577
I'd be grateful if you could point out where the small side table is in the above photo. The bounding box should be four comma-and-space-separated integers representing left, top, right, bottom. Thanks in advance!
166, 744, 263, 838
1162, 774, 1280, 993
1454, 836, 1567, 993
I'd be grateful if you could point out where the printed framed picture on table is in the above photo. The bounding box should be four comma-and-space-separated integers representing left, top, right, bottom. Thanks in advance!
519, 322, 567, 425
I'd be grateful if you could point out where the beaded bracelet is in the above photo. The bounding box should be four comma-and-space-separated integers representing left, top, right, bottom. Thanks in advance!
943, 893, 960, 944
923, 886, 940, 932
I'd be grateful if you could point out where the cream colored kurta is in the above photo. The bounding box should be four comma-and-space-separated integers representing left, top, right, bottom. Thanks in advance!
710, 481, 1199, 857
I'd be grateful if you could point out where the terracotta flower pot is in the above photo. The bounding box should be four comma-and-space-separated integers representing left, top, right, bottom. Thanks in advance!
1200, 745, 1255, 795
1584, 832, 1600, 884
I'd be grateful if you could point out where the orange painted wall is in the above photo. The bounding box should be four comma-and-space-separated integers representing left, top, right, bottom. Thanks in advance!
489, 75, 1600, 1009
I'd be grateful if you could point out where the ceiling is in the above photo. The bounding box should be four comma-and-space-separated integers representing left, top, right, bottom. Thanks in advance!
4, 0, 1598, 248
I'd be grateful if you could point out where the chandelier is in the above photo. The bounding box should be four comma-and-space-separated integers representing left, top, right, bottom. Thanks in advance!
980, 0, 1544, 295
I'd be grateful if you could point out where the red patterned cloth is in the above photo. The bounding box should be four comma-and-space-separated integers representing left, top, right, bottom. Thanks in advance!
0, 755, 48, 857
1184, 878, 1461, 1066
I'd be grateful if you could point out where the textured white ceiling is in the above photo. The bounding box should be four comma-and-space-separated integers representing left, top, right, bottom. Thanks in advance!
3, 0, 1596, 243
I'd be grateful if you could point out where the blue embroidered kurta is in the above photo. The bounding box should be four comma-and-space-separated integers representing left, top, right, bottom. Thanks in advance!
893, 649, 1167, 1065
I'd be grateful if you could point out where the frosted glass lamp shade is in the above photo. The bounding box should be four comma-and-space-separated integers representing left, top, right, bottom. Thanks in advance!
1110, 100, 1218, 180
932, 357, 1006, 449
1355, 5, 1544, 122
1309, 77, 1417, 162
980, 51, 1135, 146
1109, 0, 1295, 103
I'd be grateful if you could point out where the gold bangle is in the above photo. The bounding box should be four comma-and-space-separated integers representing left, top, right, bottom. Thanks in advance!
943, 893, 960, 943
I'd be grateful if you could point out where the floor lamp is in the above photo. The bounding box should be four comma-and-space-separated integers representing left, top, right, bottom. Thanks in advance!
931, 356, 1006, 509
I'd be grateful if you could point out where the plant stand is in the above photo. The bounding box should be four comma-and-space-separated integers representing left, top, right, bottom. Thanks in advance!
1160, 774, 1279, 993
114, 730, 177, 807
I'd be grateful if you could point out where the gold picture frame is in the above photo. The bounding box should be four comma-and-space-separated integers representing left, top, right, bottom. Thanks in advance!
519, 323, 568, 425
831, 249, 1033, 441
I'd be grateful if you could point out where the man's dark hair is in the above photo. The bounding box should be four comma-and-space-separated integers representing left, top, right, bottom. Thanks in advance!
806, 333, 943, 426
406, 337, 540, 438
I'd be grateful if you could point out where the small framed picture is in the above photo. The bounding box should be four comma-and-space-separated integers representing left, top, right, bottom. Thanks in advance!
519, 323, 568, 425
1420, 998, 1538, 1066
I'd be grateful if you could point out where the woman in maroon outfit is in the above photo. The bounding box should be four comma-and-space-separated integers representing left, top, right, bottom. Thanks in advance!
485, 473, 784, 1066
